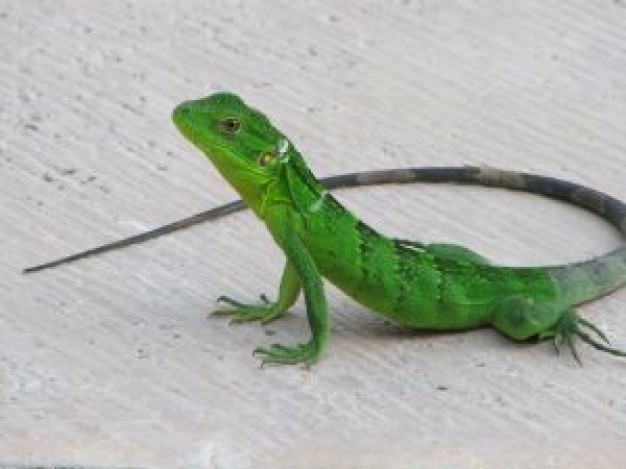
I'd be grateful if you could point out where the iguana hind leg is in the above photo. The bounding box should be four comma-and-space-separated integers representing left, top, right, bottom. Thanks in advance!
492, 296, 626, 361
538, 310, 626, 363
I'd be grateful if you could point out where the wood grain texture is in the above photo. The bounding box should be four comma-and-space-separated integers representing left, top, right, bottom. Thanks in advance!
1, 1, 625, 467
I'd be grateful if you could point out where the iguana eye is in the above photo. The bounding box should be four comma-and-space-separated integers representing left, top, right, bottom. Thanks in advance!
219, 118, 241, 134
258, 151, 276, 167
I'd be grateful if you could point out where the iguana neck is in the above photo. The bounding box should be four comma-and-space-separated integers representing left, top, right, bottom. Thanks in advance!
261, 149, 328, 220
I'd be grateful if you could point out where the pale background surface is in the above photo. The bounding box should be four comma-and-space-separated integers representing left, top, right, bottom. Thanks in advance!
1, 1, 626, 468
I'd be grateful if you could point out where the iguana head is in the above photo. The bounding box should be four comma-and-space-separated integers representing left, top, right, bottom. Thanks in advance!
173, 92, 293, 215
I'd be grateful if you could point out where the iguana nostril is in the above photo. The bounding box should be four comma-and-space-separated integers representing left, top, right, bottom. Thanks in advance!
172, 103, 193, 128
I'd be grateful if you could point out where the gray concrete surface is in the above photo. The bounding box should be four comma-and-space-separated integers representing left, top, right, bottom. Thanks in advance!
2, 1, 626, 468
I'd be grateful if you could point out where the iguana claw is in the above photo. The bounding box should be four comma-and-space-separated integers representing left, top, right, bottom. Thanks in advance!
253, 342, 319, 366
540, 310, 626, 364
212, 294, 285, 324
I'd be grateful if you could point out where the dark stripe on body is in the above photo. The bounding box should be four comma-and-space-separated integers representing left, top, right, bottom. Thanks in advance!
355, 220, 380, 291
392, 240, 425, 314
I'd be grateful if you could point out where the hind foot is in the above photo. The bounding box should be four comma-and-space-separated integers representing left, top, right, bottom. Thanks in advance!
538, 310, 626, 364
492, 296, 625, 363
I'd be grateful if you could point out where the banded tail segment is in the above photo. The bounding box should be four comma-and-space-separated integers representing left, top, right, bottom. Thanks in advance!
543, 184, 626, 305
24, 167, 625, 280
550, 249, 626, 306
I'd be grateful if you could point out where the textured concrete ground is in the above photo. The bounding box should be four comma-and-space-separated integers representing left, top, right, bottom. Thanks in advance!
2, 1, 626, 468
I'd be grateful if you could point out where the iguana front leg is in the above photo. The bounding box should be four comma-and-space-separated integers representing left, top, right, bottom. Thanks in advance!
213, 261, 301, 324
253, 224, 330, 366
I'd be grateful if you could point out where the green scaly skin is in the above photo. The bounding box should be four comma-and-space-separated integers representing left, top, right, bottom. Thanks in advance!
170, 92, 626, 366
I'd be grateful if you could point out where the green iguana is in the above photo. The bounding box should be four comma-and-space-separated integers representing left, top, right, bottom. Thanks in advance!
25, 92, 626, 366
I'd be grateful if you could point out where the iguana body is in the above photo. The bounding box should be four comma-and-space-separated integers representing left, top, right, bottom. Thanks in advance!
171, 93, 626, 365
25, 93, 626, 366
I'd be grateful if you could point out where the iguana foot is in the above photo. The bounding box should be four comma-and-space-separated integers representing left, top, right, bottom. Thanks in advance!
493, 298, 625, 362
538, 310, 626, 364
212, 294, 286, 324
253, 341, 320, 366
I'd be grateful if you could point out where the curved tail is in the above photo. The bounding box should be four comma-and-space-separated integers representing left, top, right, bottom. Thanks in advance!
23, 166, 626, 286
549, 246, 626, 306
527, 176, 626, 305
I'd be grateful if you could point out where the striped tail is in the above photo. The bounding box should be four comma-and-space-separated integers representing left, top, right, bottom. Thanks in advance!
549, 246, 626, 306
